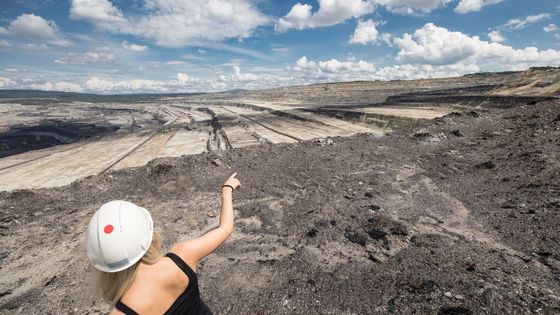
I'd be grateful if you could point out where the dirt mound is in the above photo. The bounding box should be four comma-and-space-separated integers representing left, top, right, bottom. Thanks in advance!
0, 100, 559, 314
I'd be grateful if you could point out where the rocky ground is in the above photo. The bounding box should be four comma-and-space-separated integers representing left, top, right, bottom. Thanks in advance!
0, 98, 559, 314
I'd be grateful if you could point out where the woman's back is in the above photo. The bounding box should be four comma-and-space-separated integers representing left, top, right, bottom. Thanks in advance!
112, 253, 205, 314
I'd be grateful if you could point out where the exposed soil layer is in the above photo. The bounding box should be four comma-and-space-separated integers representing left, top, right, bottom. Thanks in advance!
0, 99, 559, 314
384, 93, 556, 109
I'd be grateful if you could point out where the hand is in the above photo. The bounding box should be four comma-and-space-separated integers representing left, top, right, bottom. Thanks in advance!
223, 172, 241, 191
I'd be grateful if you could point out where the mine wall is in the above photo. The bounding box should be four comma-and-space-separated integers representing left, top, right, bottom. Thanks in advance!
299, 107, 419, 130
384, 93, 557, 108
220, 99, 451, 131
221, 102, 310, 122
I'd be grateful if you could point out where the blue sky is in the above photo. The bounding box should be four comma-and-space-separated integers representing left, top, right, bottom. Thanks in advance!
0, 0, 559, 93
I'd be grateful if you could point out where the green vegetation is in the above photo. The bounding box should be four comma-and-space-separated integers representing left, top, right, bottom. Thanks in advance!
185, 117, 197, 130
0, 90, 206, 104
463, 71, 520, 77
152, 113, 165, 123
529, 66, 559, 71
157, 117, 197, 133
158, 126, 172, 133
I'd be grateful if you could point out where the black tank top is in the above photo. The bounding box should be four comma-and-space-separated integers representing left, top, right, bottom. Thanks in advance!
115, 253, 213, 315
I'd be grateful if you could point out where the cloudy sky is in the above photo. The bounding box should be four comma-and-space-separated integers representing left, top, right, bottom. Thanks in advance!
0, 0, 559, 94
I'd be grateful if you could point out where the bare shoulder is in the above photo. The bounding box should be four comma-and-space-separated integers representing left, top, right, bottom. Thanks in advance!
109, 308, 124, 315
169, 240, 199, 272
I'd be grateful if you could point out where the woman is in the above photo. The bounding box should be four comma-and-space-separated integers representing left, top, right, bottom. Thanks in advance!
86, 173, 241, 315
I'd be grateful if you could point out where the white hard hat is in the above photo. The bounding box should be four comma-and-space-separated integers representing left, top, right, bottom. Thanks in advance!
86, 200, 153, 273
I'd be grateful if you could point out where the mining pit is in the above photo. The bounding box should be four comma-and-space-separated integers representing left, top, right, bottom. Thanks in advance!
0, 68, 559, 314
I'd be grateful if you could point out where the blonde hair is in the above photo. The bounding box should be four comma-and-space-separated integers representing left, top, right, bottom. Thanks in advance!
97, 231, 163, 305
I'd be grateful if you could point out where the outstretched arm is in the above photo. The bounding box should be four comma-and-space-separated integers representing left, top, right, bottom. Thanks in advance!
171, 173, 241, 270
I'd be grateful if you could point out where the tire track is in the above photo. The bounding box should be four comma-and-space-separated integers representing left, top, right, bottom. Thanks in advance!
0, 141, 91, 172
219, 106, 303, 142
390, 165, 528, 260
100, 117, 180, 174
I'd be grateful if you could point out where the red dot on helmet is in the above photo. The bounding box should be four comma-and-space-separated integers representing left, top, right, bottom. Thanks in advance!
104, 224, 114, 234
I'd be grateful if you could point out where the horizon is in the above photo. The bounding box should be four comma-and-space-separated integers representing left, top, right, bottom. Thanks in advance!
0, 67, 547, 96
1, 0, 559, 94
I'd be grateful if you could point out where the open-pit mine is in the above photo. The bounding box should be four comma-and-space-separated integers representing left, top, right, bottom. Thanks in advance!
0, 68, 559, 314
0, 82, 463, 191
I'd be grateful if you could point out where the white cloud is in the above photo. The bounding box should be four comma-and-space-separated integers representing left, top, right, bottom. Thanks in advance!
294, 56, 375, 74
29, 81, 83, 93
0, 14, 59, 39
55, 82, 83, 93
294, 56, 317, 70
321, 59, 375, 73
165, 60, 187, 65
395, 24, 477, 65
70, 0, 269, 47
122, 41, 147, 52
488, 30, 504, 43
277, 3, 312, 31
176, 73, 192, 84
48, 39, 72, 47
85, 77, 168, 93
503, 13, 550, 30
70, 0, 125, 22
293, 56, 376, 81
271, 47, 289, 54
177, 73, 198, 84
6, 19, 560, 94
81, 66, 282, 93
350, 19, 380, 45
0, 40, 13, 48
210, 43, 274, 61
0, 14, 71, 47
58, 82, 83, 93
454, 0, 503, 14
276, 0, 375, 31
84, 77, 115, 91
0, 74, 208, 94
0, 77, 16, 88
54, 51, 117, 64
232, 66, 258, 81
381, 33, 393, 46
375, 0, 451, 14
372, 63, 480, 80
135, 0, 269, 47
181, 53, 206, 60
292, 56, 479, 81
394, 23, 560, 70
217, 66, 259, 82
23, 43, 49, 50
543, 24, 558, 33
0, 77, 83, 92
83, 73, 204, 93
4, 68, 22, 73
